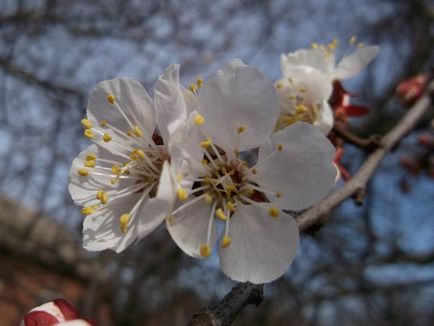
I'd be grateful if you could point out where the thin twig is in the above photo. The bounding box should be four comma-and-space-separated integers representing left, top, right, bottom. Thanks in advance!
333, 122, 382, 151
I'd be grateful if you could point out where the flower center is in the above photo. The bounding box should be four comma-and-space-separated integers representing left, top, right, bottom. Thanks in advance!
78, 93, 169, 234
170, 113, 283, 257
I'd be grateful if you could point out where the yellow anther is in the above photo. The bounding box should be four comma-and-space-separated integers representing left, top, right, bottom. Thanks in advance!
277, 144, 283, 152
203, 193, 213, 204
96, 190, 104, 200
99, 120, 108, 127
251, 168, 257, 175
268, 206, 280, 218
188, 83, 198, 93
166, 215, 174, 225
102, 133, 112, 142
177, 187, 188, 201
133, 125, 143, 137
135, 149, 145, 159
77, 168, 89, 177
216, 208, 227, 221
110, 178, 118, 185
83, 129, 95, 139
96, 190, 109, 205
84, 160, 96, 168
107, 94, 115, 104
81, 205, 97, 216
119, 213, 131, 233
200, 244, 211, 258
221, 236, 231, 248
311, 42, 318, 49
349, 35, 357, 45
194, 113, 205, 125
201, 159, 208, 166
289, 94, 297, 100
127, 131, 134, 137
129, 149, 145, 160
226, 200, 235, 212
287, 77, 293, 84
112, 165, 121, 175
275, 82, 283, 89
276, 192, 282, 198
357, 42, 365, 49
298, 86, 306, 93
81, 118, 92, 129
226, 184, 237, 195
296, 104, 307, 113
101, 192, 109, 204
86, 153, 97, 161
237, 125, 246, 134
196, 77, 203, 88
200, 138, 212, 148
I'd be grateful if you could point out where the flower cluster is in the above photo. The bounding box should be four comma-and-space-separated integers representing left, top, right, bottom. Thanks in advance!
275, 37, 379, 134
69, 41, 378, 283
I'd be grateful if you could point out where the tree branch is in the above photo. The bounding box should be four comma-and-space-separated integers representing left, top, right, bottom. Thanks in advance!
190, 283, 263, 326
297, 81, 433, 231
189, 81, 434, 326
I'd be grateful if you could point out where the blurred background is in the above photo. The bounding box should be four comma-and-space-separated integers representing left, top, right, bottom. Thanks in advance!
0, 0, 433, 325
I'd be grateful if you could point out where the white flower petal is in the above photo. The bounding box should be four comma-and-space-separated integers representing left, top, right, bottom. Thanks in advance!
83, 192, 143, 253
217, 58, 246, 76
136, 161, 176, 237
281, 49, 332, 76
314, 101, 334, 135
167, 199, 216, 258
219, 203, 299, 284
154, 64, 188, 145
198, 64, 279, 151
332, 46, 379, 80
87, 78, 155, 140
255, 122, 336, 211
169, 111, 207, 181
68, 145, 134, 206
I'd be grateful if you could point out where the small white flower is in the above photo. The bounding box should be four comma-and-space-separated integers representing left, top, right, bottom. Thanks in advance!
166, 60, 337, 283
276, 39, 379, 134
281, 39, 379, 82
69, 65, 199, 253
275, 67, 334, 134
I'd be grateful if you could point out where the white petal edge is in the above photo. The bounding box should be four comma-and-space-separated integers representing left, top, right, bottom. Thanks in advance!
332, 46, 379, 80
87, 78, 155, 140
314, 101, 334, 135
166, 198, 216, 258
198, 64, 279, 151
254, 122, 336, 211
154, 64, 188, 146
219, 203, 299, 284
136, 161, 176, 237
68, 144, 135, 206
83, 192, 143, 253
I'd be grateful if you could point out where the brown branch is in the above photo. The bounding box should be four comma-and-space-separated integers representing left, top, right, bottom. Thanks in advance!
189, 82, 434, 325
190, 283, 263, 326
297, 80, 433, 231
333, 122, 382, 150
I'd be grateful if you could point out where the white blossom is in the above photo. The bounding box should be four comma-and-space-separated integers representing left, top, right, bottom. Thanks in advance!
276, 39, 379, 134
68, 65, 200, 253
166, 60, 337, 283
